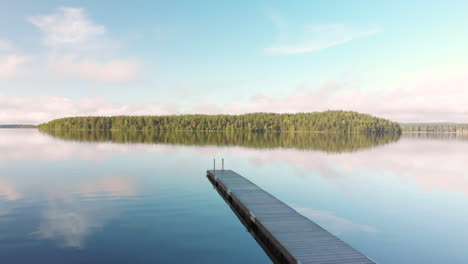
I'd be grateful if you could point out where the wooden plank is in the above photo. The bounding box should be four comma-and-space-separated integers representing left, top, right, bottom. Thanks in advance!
207, 169, 375, 264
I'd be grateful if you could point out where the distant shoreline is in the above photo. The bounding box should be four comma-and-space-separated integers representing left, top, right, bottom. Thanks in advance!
0, 125, 36, 128
401, 123, 468, 134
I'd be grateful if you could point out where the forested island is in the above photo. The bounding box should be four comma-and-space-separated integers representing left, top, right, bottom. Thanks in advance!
401, 123, 468, 134
37, 111, 401, 134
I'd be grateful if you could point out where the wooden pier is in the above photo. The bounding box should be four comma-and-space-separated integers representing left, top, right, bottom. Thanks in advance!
207, 169, 375, 264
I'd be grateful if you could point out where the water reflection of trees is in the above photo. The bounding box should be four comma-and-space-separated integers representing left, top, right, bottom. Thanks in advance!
40, 130, 401, 153
402, 132, 468, 141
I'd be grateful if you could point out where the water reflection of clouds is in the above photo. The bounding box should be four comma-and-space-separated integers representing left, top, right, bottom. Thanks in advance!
0, 208, 11, 217
0, 129, 178, 163
0, 172, 139, 248
2, 129, 467, 198
2, 129, 467, 262
0, 179, 23, 201
214, 138, 468, 198
74, 175, 138, 198
0, 131, 145, 248
30, 174, 139, 248
248, 138, 468, 197
292, 206, 378, 235
33, 201, 113, 248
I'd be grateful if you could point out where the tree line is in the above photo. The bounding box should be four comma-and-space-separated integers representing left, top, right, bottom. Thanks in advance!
37, 111, 401, 134
0, 124, 35, 128
401, 123, 468, 134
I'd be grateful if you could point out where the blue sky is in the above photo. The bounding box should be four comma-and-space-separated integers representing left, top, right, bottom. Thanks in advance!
1, 0, 468, 124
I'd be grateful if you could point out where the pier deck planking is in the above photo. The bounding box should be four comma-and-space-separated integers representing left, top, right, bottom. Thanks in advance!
207, 169, 375, 264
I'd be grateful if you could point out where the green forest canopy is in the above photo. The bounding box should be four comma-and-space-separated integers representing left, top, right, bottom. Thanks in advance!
37, 111, 401, 133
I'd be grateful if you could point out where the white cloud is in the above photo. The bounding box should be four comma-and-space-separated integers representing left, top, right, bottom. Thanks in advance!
0, 39, 12, 50
28, 7, 105, 47
2, 64, 468, 124
0, 93, 175, 124
0, 55, 28, 79
48, 55, 139, 83
27, 7, 139, 83
266, 23, 382, 55
192, 67, 468, 123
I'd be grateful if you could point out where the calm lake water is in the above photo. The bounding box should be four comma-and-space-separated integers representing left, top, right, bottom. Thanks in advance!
1, 129, 467, 263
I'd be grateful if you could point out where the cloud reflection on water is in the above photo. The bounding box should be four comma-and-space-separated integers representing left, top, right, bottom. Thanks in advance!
1, 129, 467, 250
0, 179, 23, 201
33, 202, 111, 248
31, 174, 140, 248
1, 129, 467, 197
249, 137, 468, 197
0, 164, 139, 248
292, 206, 378, 235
